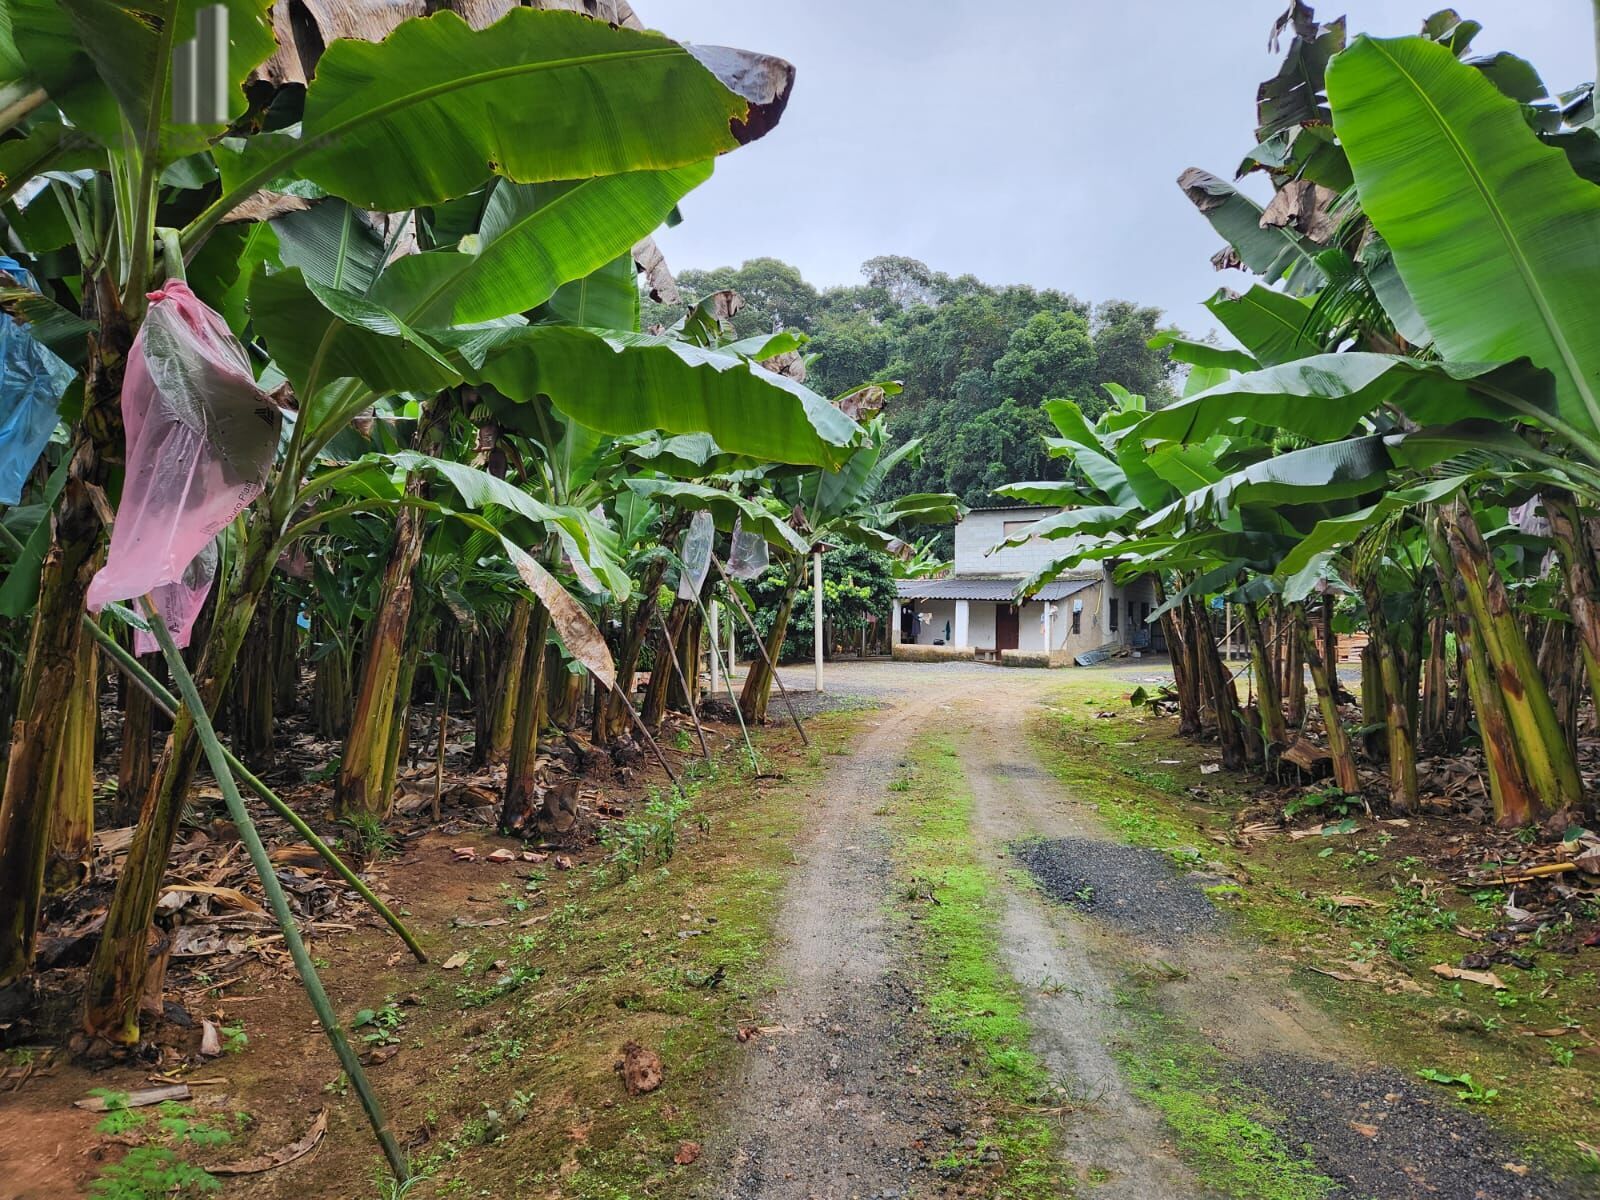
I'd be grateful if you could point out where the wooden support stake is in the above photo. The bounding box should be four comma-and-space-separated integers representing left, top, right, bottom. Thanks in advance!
715, 558, 809, 745
653, 607, 711, 759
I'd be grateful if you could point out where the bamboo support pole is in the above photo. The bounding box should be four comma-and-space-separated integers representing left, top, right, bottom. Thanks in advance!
84, 615, 427, 963
652, 607, 710, 760
693, 591, 760, 773
136, 597, 409, 1183
714, 558, 808, 745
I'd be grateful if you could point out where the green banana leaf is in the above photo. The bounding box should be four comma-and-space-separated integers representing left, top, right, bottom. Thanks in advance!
271, 200, 388, 294
249, 268, 463, 411
188, 9, 788, 241
453, 326, 859, 470
1138, 354, 1555, 445
12, 0, 274, 158
537, 252, 640, 332
372, 166, 709, 326
1329, 35, 1600, 441
1135, 436, 1393, 534
1146, 332, 1258, 374
1176, 167, 1326, 295
624, 478, 808, 555
1204, 286, 1322, 366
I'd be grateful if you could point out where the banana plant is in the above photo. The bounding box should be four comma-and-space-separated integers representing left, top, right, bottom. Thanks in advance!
0, 1, 861, 1050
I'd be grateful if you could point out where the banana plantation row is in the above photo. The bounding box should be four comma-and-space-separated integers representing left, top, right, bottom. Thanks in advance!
2, 0, 1600, 1169
1004, 6, 1600, 835
0, 0, 959, 1112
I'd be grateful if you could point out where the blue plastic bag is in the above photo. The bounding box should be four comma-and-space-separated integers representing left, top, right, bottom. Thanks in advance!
0, 256, 75, 504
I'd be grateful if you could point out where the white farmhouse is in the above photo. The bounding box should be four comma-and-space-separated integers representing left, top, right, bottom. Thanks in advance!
891, 505, 1160, 666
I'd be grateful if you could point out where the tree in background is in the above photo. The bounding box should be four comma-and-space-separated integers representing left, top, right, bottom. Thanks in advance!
646, 256, 1184, 534
742, 544, 896, 662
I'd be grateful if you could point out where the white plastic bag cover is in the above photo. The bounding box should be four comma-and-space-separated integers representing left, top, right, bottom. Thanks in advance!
677, 508, 714, 600
87, 282, 278, 648
726, 517, 770, 580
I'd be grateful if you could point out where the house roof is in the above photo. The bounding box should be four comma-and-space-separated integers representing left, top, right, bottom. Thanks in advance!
962, 504, 1057, 514
895, 576, 1099, 603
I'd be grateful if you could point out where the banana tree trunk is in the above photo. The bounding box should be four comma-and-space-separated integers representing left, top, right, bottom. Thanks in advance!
668, 599, 704, 713
482, 598, 532, 764
378, 638, 424, 811
1537, 610, 1580, 760
115, 641, 156, 827
1440, 499, 1576, 816
312, 617, 351, 738
1362, 578, 1418, 814
1427, 516, 1540, 825
594, 555, 669, 744
1241, 600, 1289, 753
46, 629, 98, 894
1187, 596, 1247, 770
546, 647, 583, 731
336, 490, 428, 819
1301, 621, 1361, 792
273, 596, 300, 715
1546, 495, 1600, 730
1155, 575, 1201, 737
739, 559, 804, 725
230, 603, 275, 769
1421, 602, 1449, 748
1283, 601, 1307, 728
1359, 643, 1386, 762
1449, 612, 1473, 748
0, 276, 128, 985
642, 596, 693, 728
500, 602, 551, 834
81, 519, 277, 1047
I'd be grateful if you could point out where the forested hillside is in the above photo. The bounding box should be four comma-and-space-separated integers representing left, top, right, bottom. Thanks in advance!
643, 255, 1185, 513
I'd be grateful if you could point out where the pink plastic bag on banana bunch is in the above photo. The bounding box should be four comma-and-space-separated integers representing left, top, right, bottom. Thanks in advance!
86, 282, 280, 652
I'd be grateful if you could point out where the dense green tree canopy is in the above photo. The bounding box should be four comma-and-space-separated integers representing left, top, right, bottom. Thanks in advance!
646, 257, 1184, 518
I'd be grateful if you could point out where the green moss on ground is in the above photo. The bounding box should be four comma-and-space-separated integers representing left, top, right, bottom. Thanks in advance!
888, 737, 1076, 1199
1027, 670, 1600, 1182
1112, 985, 1336, 1200
387, 710, 870, 1200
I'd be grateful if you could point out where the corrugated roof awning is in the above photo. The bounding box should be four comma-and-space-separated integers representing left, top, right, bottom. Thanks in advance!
894, 577, 1099, 603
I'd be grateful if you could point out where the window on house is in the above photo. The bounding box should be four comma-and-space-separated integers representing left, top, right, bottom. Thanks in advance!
1071, 606, 1081, 634
1002, 519, 1038, 544
1109, 598, 1119, 631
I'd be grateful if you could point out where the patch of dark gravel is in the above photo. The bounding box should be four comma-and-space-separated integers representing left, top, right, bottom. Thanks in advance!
701, 688, 879, 722
1237, 1053, 1588, 1200
1011, 836, 1224, 942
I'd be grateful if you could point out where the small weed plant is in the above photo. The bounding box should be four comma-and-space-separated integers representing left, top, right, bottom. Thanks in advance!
89, 1092, 244, 1199
1284, 787, 1361, 822
351, 998, 405, 1046
1418, 1068, 1499, 1104
338, 811, 397, 861
602, 784, 694, 880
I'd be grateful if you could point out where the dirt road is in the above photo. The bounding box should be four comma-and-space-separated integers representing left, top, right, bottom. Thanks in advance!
704, 661, 1579, 1200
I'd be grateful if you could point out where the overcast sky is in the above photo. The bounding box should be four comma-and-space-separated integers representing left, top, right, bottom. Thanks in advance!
651, 1, 1594, 336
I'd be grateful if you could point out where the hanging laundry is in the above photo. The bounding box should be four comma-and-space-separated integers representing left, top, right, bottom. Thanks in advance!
0, 256, 76, 504
87, 282, 279, 648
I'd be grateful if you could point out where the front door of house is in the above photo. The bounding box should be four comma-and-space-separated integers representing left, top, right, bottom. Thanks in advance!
996, 603, 1020, 652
